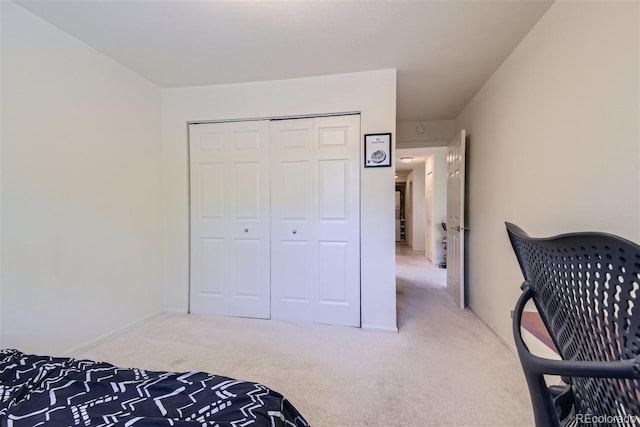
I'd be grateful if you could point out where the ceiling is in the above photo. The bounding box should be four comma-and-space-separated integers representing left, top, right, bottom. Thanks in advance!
16, 0, 553, 122
395, 146, 445, 173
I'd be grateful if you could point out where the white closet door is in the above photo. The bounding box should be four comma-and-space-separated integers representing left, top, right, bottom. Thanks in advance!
189, 121, 271, 318
314, 115, 360, 326
271, 115, 361, 326
271, 119, 315, 322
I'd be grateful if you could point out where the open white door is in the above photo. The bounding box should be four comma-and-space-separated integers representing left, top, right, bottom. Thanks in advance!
446, 130, 467, 308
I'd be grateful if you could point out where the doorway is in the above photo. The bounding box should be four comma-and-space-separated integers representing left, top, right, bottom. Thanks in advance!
395, 182, 406, 243
394, 147, 448, 267
395, 147, 448, 328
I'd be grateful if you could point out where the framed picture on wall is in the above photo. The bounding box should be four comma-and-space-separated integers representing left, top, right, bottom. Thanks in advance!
364, 133, 392, 168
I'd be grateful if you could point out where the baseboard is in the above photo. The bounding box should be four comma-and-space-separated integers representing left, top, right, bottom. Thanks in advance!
65, 311, 163, 357
469, 307, 517, 355
362, 324, 399, 333
162, 309, 189, 315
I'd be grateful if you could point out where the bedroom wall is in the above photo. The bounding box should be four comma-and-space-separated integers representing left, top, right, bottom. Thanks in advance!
162, 69, 398, 332
455, 1, 640, 350
1, 2, 164, 355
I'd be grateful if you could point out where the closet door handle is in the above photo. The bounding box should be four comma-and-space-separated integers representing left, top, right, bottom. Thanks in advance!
244, 228, 249, 233
292, 230, 297, 235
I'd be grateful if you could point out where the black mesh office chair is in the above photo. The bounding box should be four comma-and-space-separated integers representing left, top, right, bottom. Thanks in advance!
506, 222, 640, 427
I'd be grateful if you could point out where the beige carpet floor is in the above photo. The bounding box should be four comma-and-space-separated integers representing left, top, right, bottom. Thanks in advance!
73, 246, 534, 426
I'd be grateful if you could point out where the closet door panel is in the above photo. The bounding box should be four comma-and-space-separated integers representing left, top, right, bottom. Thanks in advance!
190, 121, 270, 319
200, 238, 225, 296
281, 241, 312, 301
270, 119, 315, 322
272, 115, 360, 327
190, 124, 229, 315
232, 162, 261, 219
200, 164, 225, 219
318, 159, 348, 221
317, 241, 348, 303
281, 162, 308, 220
313, 115, 360, 327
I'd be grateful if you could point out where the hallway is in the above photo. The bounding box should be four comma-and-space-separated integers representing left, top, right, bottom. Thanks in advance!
395, 243, 449, 332
396, 243, 446, 289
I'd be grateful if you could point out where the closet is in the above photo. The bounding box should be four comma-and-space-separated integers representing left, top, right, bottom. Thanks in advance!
189, 114, 361, 327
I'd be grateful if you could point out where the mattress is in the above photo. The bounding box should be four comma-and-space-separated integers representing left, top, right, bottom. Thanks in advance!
0, 349, 308, 426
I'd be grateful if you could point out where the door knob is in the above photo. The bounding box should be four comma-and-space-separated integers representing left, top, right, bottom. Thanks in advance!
292, 229, 297, 234
244, 228, 249, 233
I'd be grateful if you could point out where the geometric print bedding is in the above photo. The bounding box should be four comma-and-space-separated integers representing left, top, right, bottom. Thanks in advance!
0, 349, 309, 426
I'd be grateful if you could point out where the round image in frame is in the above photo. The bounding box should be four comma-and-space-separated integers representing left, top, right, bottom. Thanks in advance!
370, 150, 386, 163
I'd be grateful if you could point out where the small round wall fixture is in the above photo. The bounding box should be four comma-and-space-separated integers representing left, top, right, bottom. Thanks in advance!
416, 124, 425, 134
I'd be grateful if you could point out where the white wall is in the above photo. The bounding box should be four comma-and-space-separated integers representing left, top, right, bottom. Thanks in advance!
1, 2, 164, 355
411, 164, 426, 251
425, 158, 435, 260
405, 172, 413, 247
456, 1, 639, 349
397, 120, 455, 148
162, 70, 398, 332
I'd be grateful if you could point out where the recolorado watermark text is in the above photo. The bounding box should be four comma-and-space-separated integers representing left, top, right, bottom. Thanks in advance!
575, 413, 640, 424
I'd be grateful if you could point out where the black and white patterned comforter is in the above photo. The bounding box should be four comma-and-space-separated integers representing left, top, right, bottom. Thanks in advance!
0, 349, 309, 426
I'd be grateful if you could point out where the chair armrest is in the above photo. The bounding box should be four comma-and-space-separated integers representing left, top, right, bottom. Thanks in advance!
524, 350, 640, 378
513, 287, 640, 379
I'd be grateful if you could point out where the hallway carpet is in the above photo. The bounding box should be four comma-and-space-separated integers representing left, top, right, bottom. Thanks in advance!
73, 249, 534, 427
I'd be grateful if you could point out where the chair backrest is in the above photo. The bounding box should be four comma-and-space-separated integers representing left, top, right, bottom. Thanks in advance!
506, 222, 640, 420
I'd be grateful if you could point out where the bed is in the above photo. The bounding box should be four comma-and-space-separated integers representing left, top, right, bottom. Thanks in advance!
0, 349, 309, 426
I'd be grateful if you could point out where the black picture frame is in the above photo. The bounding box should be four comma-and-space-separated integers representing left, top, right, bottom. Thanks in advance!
364, 133, 392, 168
